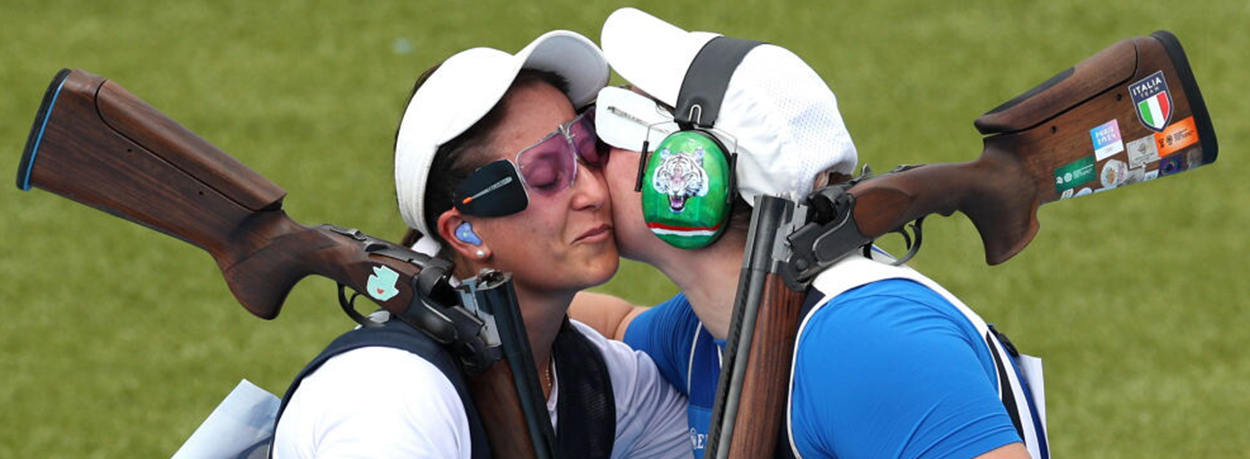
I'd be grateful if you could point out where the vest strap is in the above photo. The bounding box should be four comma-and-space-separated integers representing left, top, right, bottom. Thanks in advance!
273, 318, 619, 459
553, 319, 617, 459
272, 319, 490, 459
782, 254, 1048, 458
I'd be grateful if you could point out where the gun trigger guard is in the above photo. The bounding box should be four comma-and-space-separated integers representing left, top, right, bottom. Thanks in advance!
337, 283, 385, 328
889, 217, 925, 266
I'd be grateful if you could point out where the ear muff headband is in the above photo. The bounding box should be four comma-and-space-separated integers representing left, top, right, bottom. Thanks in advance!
641, 36, 762, 249
675, 36, 764, 128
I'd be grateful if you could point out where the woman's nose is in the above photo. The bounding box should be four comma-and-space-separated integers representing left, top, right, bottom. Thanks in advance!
570, 160, 611, 211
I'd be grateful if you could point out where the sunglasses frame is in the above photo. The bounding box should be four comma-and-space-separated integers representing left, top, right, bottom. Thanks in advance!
453, 106, 606, 218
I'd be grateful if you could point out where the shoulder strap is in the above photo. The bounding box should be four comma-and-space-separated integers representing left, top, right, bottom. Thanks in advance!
552, 319, 617, 459
272, 319, 490, 459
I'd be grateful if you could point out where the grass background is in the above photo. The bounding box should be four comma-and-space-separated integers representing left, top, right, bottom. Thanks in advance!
1, 0, 1246, 457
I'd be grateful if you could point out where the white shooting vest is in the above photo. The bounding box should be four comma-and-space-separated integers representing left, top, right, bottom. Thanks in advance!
786, 253, 1050, 459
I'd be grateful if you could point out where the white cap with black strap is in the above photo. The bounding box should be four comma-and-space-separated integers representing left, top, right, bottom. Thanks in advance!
597, 7, 858, 204
394, 30, 609, 255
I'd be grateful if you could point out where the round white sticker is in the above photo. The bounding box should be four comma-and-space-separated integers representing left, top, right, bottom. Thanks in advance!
1101, 159, 1128, 189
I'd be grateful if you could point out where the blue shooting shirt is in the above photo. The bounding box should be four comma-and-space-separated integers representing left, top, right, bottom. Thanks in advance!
624, 279, 1023, 459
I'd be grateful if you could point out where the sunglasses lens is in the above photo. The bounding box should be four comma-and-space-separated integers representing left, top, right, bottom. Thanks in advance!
517, 137, 575, 196
569, 115, 607, 168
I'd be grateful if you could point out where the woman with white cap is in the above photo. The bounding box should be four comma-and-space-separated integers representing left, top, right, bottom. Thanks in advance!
574, 7, 1046, 459
271, 30, 687, 459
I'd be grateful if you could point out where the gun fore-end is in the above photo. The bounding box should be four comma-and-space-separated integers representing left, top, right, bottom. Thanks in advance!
462, 272, 555, 459
706, 195, 806, 458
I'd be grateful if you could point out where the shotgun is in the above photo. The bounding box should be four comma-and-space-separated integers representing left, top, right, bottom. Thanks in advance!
706, 30, 1216, 458
16, 69, 554, 459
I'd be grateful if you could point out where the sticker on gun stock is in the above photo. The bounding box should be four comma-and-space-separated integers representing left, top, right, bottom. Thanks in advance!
1187, 149, 1204, 170
367, 266, 401, 301
1054, 156, 1096, 193
1129, 71, 1172, 133
1090, 119, 1125, 161
1125, 167, 1146, 185
1101, 159, 1128, 189
1159, 155, 1184, 177
1126, 135, 1160, 169
1153, 116, 1198, 157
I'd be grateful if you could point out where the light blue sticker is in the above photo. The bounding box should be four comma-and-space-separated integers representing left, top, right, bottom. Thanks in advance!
1090, 119, 1125, 161
367, 266, 400, 301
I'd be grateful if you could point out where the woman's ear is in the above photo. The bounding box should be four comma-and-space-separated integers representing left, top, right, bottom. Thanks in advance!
437, 210, 490, 261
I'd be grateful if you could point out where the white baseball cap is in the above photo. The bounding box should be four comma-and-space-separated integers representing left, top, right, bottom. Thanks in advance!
395, 30, 610, 244
598, 7, 857, 204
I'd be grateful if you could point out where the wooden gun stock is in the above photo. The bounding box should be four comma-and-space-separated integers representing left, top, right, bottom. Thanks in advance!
16, 69, 453, 319
853, 30, 1216, 266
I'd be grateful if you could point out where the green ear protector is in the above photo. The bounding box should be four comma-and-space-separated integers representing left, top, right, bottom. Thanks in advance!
636, 36, 763, 249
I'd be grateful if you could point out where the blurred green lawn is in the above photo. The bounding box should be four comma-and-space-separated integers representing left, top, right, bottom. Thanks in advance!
2, 0, 1247, 457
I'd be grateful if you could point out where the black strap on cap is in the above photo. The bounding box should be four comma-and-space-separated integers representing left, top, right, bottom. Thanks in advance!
674, 36, 764, 129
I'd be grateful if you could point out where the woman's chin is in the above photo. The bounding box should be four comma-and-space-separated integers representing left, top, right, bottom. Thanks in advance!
574, 251, 621, 289
592, 256, 621, 286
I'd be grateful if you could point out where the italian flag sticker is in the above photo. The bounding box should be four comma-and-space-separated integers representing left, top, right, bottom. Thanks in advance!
1129, 71, 1172, 133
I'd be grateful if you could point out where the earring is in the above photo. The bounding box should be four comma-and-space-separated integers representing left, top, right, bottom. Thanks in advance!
475, 249, 486, 259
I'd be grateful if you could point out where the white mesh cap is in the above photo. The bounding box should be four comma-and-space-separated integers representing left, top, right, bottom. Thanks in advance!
394, 30, 609, 243
600, 7, 857, 203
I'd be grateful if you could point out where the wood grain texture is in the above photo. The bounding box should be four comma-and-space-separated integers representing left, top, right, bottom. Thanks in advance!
850, 33, 1213, 266
725, 274, 805, 458
466, 361, 543, 459
23, 69, 428, 319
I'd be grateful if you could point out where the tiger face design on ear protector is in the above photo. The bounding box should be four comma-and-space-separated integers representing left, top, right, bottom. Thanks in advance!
638, 36, 762, 249
640, 131, 733, 249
